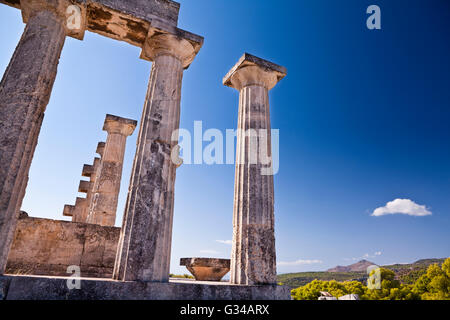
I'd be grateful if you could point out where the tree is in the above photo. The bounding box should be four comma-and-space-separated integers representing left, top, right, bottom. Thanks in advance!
413, 259, 450, 300
291, 258, 450, 300
362, 268, 417, 300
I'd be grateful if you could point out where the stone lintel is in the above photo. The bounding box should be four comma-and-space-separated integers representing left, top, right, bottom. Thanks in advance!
223, 53, 287, 90
103, 114, 137, 136
140, 19, 203, 69
93, 0, 180, 27
1, 0, 180, 46
96, 142, 105, 157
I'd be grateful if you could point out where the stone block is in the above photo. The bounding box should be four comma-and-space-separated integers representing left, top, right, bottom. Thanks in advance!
6, 217, 120, 278
0, 276, 11, 300
3, 275, 291, 300
180, 258, 230, 281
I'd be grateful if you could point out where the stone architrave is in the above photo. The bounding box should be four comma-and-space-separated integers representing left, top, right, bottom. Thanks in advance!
223, 53, 287, 285
113, 25, 203, 282
87, 115, 137, 227
0, 0, 86, 274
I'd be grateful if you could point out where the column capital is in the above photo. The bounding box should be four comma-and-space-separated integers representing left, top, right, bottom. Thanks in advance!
140, 20, 203, 69
103, 114, 137, 137
223, 53, 287, 91
20, 0, 87, 40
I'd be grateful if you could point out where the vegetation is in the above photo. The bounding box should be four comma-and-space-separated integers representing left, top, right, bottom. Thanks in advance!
169, 273, 194, 279
278, 258, 446, 288
290, 258, 450, 300
277, 271, 365, 288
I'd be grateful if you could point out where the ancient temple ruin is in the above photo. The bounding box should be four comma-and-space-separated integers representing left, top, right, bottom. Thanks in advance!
0, 0, 288, 300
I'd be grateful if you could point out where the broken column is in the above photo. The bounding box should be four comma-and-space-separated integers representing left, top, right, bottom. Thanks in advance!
0, 0, 86, 274
87, 115, 137, 227
113, 26, 203, 282
63, 142, 104, 223
223, 53, 286, 285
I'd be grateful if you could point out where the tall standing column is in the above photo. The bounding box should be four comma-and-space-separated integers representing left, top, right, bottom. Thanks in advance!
0, 0, 86, 274
223, 53, 287, 285
87, 115, 137, 227
114, 30, 203, 282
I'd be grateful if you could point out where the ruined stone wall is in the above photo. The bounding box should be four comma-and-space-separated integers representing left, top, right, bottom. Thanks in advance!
6, 217, 119, 278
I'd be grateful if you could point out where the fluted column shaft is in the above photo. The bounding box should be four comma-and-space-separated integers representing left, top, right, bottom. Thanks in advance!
0, 9, 66, 274
231, 84, 276, 285
223, 54, 286, 285
113, 28, 202, 282
114, 48, 184, 282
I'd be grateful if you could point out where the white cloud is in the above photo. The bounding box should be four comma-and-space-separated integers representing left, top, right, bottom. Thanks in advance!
375, 251, 382, 256
278, 259, 323, 266
372, 199, 431, 217
200, 249, 220, 255
216, 240, 232, 245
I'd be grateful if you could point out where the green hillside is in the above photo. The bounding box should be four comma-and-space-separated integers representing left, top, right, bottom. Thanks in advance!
277, 271, 366, 288
277, 258, 447, 288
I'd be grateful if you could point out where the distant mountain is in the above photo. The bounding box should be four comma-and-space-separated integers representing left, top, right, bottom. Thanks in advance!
327, 260, 376, 273
384, 258, 446, 271
278, 257, 448, 289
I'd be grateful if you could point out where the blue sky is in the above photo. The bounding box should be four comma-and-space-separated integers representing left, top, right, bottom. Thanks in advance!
1, 0, 449, 275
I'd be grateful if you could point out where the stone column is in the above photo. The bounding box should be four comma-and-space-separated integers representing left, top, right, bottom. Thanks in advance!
63, 142, 104, 222
87, 115, 137, 227
0, 0, 86, 274
113, 29, 203, 282
223, 53, 286, 285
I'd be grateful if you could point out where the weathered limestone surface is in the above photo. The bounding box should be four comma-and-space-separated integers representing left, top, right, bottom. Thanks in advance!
78, 157, 101, 219
114, 30, 203, 282
0, 4, 69, 274
5, 216, 120, 278
63, 142, 104, 222
0, 275, 290, 300
87, 115, 136, 226
1, 0, 180, 46
223, 53, 287, 285
180, 258, 230, 282
0, 276, 10, 300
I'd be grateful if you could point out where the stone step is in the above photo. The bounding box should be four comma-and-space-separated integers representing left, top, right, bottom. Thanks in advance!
63, 205, 75, 217
78, 180, 91, 193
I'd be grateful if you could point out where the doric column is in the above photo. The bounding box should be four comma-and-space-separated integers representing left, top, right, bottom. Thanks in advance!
0, 0, 86, 274
87, 115, 137, 227
223, 53, 287, 285
113, 29, 203, 282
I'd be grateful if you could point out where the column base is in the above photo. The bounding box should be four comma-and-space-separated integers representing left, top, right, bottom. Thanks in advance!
0, 275, 291, 300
